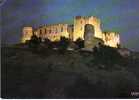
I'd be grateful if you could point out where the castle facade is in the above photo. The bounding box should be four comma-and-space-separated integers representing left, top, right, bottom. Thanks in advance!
21, 16, 120, 48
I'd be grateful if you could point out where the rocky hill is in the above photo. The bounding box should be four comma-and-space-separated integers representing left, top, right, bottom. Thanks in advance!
1, 46, 139, 99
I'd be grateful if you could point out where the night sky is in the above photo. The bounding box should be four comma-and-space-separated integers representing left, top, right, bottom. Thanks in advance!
1, 0, 139, 51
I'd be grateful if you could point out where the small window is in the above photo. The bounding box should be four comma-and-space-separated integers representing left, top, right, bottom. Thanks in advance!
25, 31, 28, 35
61, 27, 63, 32
49, 30, 51, 33
45, 29, 47, 34
56, 28, 58, 33
81, 20, 82, 24
40, 29, 42, 35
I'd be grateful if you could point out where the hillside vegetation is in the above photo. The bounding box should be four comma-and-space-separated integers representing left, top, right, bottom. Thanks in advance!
1, 45, 139, 99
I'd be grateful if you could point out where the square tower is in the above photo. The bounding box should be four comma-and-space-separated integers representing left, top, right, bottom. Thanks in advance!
21, 27, 33, 43
73, 16, 103, 41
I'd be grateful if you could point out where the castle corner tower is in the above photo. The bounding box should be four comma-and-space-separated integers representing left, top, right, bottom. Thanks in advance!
21, 27, 33, 43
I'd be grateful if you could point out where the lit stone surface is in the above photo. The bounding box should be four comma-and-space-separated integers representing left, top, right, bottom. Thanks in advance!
21, 27, 33, 43
21, 16, 120, 48
102, 32, 120, 48
73, 16, 102, 41
84, 24, 95, 50
34, 24, 70, 41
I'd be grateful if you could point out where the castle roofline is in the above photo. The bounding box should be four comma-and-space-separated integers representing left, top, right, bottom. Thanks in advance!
75, 15, 99, 19
37, 23, 69, 28
46, 23, 68, 26
103, 31, 119, 34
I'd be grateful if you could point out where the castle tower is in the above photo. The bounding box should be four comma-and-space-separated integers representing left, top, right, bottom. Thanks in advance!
73, 16, 87, 41
73, 16, 103, 41
21, 27, 33, 43
84, 24, 95, 50
88, 16, 103, 39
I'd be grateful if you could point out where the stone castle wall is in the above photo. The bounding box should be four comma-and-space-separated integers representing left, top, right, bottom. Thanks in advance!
21, 16, 120, 48
34, 24, 70, 41
102, 32, 120, 48
73, 16, 102, 41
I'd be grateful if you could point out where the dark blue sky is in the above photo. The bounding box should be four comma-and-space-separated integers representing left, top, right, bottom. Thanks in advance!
1, 0, 139, 51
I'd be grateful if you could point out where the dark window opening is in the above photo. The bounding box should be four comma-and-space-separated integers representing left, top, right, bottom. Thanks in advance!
49, 30, 51, 33
61, 27, 63, 32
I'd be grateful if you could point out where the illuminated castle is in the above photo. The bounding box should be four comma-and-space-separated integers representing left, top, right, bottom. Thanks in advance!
21, 16, 120, 48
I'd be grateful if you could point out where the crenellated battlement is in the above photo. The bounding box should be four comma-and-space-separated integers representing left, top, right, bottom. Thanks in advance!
102, 32, 120, 47
21, 16, 120, 48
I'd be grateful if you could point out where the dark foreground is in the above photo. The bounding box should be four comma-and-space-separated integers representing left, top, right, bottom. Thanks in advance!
1, 46, 139, 99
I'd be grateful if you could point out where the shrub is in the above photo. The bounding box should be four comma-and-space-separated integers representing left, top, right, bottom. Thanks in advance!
75, 38, 84, 49
93, 45, 123, 66
66, 70, 138, 98
43, 38, 52, 49
58, 36, 70, 53
28, 35, 41, 48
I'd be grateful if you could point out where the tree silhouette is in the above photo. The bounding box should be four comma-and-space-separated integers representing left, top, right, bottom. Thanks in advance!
58, 36, 70, 53
93, 45, 123, 66
75, 38, 84, 49
29, 35, 41, 48
44, 38, 52, 48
